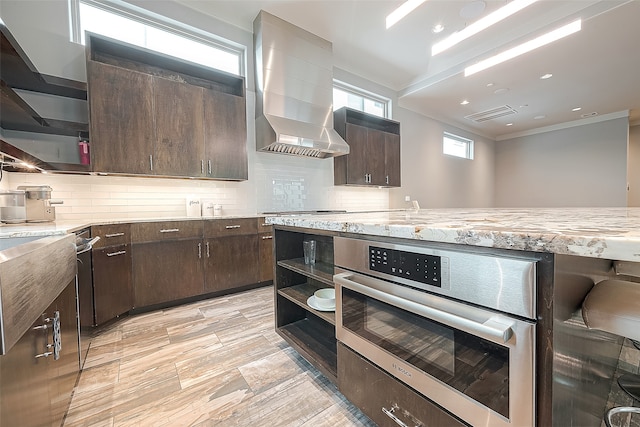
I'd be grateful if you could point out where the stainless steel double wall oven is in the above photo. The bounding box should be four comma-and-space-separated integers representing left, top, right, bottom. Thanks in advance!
334, 236, 539, 427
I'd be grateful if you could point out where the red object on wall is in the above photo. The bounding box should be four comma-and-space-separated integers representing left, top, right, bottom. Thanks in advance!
79, 141, 90, 165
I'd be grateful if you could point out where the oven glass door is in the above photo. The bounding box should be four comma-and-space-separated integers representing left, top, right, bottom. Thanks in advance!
342, 286, 511, 418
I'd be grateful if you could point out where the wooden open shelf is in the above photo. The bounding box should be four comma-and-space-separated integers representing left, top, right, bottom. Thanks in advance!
278, 318, 337, 382
277, 258, 335, 286
278, 283, 335, 325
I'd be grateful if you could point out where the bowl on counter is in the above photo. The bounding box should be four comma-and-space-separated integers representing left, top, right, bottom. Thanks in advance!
313, 288, 335, 310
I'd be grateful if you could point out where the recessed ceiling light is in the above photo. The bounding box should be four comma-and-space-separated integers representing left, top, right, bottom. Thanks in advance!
432, 24, 445, 33
465, 19, 582, 76
460, 99, 470, 105
506, 123, 514, 126
432, 0, 538, 55
493, 88, 509, 95
486, 82, 494, 87
534, 115, 546, 120
572, 107, 582, 111
581, 112, 598, 118
540, 73, 553, 79
386, 0, 428, 29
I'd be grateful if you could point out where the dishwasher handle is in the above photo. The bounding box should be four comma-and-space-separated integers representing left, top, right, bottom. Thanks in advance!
334, 272, 514, 344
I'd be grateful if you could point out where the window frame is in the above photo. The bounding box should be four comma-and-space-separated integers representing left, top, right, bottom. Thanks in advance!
333, 80, 392, 119
443, 131, 474, 160
68, 0, 246, 77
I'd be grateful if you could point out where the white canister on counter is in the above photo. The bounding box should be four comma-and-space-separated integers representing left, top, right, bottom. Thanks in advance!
202, 200, 215, 218
185, 196, 201, 217
213, 204, 222, 217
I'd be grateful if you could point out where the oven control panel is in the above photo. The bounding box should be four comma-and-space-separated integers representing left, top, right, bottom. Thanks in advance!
369, 246, 443, 287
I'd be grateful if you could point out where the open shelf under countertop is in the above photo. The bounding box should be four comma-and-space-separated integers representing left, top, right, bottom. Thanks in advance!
276, 258, 335, 286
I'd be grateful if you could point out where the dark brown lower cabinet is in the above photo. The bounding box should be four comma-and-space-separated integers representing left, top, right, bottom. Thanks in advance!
258, 232, 274, 283
337, 343, 468, 427
0, 280, 79, 427
133, 239, 204, 307
92, 244, 133, 325
204, 234, 258, 292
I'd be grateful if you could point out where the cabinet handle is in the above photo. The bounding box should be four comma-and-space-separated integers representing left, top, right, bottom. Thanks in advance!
382, 404, 421, 427
35, 351, 53, 359
198, 243, 202, 259
262, 235, 273, 240
105, 232, 125, 238
34, 311, 61, 360
386, 175, 389, 185
201, 159, 205, 174
208, 160, 212, 175
160, 228, 180, 233
107, 250, 126, 257
149, 155, 153, 171
225, 225, 241, 229
261, 223, 269, 227
206, 241, 210, 258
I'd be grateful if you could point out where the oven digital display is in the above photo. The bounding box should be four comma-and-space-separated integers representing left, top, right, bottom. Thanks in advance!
369, 246, 442, 287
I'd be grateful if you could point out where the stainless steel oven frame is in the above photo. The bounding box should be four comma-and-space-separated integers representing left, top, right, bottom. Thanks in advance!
333, 236, 538, 427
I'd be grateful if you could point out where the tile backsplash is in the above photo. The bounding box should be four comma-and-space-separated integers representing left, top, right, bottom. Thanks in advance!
4, 168, 389, 221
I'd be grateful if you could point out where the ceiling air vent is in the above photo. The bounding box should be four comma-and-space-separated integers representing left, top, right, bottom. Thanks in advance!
465, 105, 517, 123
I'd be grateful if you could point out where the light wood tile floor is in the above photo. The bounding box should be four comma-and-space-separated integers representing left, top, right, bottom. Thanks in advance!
64, 286, 376, 427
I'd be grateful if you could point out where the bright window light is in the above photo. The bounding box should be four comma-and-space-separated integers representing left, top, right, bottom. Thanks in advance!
432, 0, 538, 55
443, 132, 474, 159
465, 19, 581, 77
386, 0, 427, 29
74, 1, 243, 76
333, 83, 390, 119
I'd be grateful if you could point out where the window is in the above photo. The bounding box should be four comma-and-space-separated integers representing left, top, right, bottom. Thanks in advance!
69, 0, 244, 76
443, 132, 474, 159
333, 81, 390, 118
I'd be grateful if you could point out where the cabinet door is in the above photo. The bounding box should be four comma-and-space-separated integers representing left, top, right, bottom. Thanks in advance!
344, 123, 369, 185
0, 315, 51, 427
92, 244, 133, 325
367, 129, 387, 186
384, 132, 401, 187
204, 235, 258, 292
132, 239, 204, 307
47, 281, 80, 427
258, 232, 274, 283
203, 89, 248, 180
87, 61, 155, 174
153, 77, 205, 177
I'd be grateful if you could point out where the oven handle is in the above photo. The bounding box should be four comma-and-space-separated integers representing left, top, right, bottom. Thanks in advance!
334, 272, 514, 344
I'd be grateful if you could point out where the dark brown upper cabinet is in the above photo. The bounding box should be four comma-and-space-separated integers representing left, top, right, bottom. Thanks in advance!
86, 33, 247, 180
333, 107, 401, 187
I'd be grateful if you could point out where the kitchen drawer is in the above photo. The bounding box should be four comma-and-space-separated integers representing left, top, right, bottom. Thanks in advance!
257, 217, 272, 233
91, 223, 131, 248
204, 217, 257, 237
337, 343, 468, 427
131, 220, 203, 243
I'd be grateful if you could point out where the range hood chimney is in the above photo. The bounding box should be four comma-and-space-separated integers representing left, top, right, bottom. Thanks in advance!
253, 11, 349, 158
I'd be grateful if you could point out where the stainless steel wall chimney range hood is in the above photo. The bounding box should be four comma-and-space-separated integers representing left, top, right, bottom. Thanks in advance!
253, 11, 349, 158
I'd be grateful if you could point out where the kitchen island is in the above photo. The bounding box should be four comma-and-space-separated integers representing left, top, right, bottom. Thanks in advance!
267, 208, 640, 427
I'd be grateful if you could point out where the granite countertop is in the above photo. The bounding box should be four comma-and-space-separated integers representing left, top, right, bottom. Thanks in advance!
0, 214, 266, 239
266, 208, 640, 262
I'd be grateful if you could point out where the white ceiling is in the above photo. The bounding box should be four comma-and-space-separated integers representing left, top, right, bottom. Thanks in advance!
175, 0, 640, 139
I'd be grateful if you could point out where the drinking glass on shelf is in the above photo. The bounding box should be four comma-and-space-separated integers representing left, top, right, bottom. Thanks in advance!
303, 240, 316, 265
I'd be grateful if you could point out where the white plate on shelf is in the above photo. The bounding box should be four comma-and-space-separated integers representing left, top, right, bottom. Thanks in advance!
307, 296, 335, 312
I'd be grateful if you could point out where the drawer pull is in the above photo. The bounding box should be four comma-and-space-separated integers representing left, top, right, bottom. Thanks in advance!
160, 228, 180, 233
35, 351, 53, 359
105, 232, 125, 238
225, 225, 241, 229
382, 404, 422, 427
261, 223, 269, 227
208, 159, 212, 175
198, 243, 202, 259
262, 235, 273, 240
206, 241, 210, 258
107, 250, 127, 257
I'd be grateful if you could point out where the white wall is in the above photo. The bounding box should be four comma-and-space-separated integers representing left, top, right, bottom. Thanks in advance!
389, 108, 495, 209
494, 117, 629, 207
629, 124, 640, 207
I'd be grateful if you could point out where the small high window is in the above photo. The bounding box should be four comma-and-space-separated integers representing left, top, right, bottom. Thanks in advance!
333, 81, 390, 118
69, 0, 244, 76
443, 132, 474, 159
